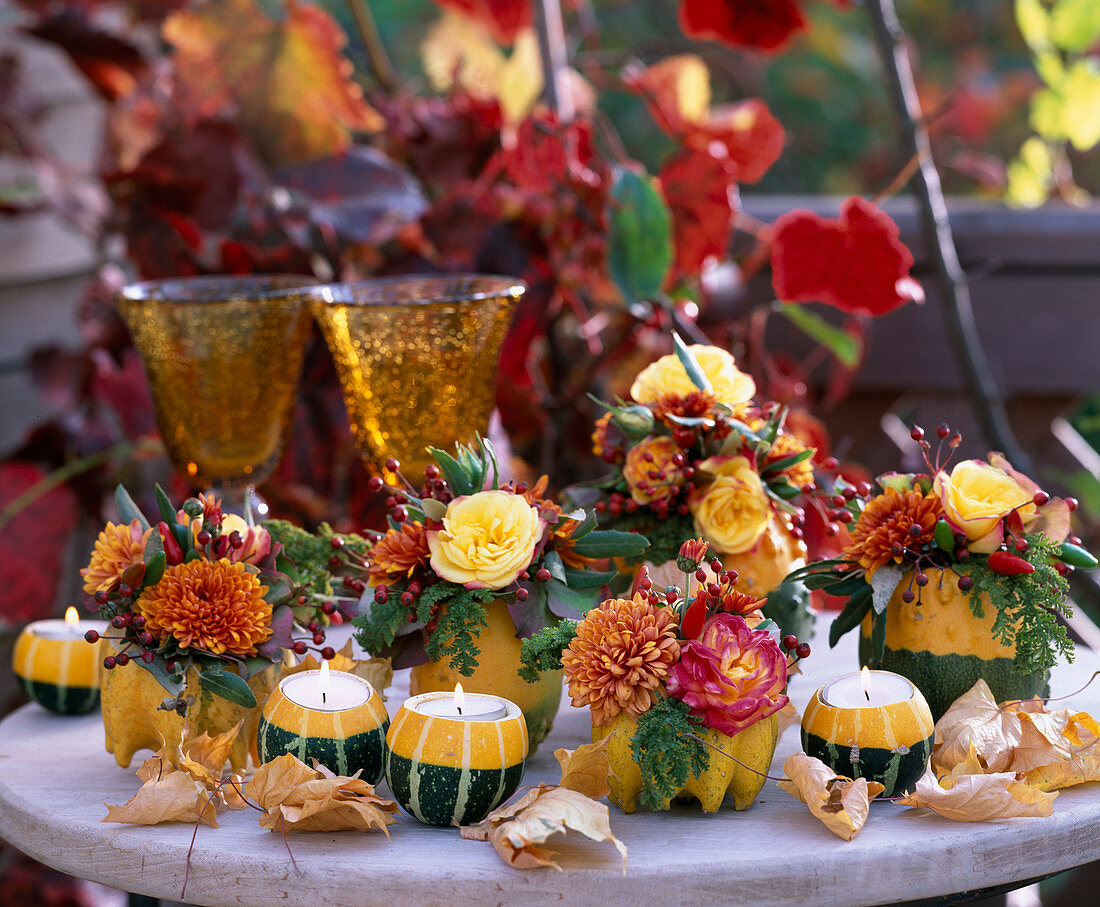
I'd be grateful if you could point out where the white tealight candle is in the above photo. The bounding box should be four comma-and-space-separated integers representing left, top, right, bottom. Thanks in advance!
30, 607, 108, 640
822, 667, 915, 709
280, 667, 375, 712
415, 683, 508, 721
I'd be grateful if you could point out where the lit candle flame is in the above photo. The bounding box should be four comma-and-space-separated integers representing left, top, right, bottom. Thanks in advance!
320, 658, 330, 705
861, 666, 872, 702
64, 607, 80, 627
454, 682, 466, 716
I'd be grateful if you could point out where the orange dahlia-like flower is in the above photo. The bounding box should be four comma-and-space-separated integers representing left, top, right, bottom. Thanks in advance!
562, 596, 680, 726
764, 430, 815, 489
137, 558, 271, 655
844, 486, 942, 578
81, 520, 153, 595
653, 389, 719, 427
368, 522, 430, 583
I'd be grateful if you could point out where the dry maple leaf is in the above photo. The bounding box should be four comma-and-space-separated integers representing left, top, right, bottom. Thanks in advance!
931, 680, 1022, 776
246, 753, 326, 809
898, 750, 1057, 821
133, 722, 247, 809
462, 784, 627, 871
104, 771, 220, 827
258, 777, 400, 834
282, 642, 392, 698
163, 0, 382, 168
554, 737, 613, 801
1020, 711, 1100, 791
778, 753, 883, 842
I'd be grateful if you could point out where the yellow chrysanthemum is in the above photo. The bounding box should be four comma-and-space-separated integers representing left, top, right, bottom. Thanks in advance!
137, 558, 271, 656
562, 596, 680, 726
81, 520, 153, 595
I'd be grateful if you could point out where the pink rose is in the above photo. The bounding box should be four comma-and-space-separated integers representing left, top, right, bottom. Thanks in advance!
667, 612, 788, 736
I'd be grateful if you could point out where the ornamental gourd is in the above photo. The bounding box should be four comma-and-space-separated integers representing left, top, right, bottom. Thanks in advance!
13, 632, 100, 715
257, 679, 389, 783
385, 694, 528, 826
595, 712, 779, 813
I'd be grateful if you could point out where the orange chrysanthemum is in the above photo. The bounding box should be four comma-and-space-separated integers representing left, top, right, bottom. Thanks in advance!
137, 558, 271, 656
81, 520, 153, 595
653, 389, 719, 427
368, 522, 430, 583
764, 430, 815, 489
591, 413, 622, 462
844, 486, 942, 578
562, 596, 680, 726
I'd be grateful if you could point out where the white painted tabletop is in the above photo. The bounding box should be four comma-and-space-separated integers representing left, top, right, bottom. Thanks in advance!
2, 618, 1099, 907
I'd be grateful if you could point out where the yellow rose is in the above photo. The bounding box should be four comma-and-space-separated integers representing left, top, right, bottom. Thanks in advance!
427, 490, 545, 589
690, 456, 770, 555
933, 459, 1035, 551
630, 345, 756, 409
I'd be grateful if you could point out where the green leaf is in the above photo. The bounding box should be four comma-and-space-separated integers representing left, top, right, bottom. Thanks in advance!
1050, 0, 1100, 52
1016, 0, 1051, 50
428, 447, 477, 496
198, 668, 257, 708
869, 607, 887, 663
1035, 50, 1066, 87
607, 167, 672, 306
569, 509, 598, 541
275, 551, 301, 585
779, 304, 862, 368
570, 529, 650, 559
143, 551, 167, 588
828, 586, 873, 648
136, 657, 185, 697
543, 550, 568, 585
562, 566, 619, 589
143, 529, 165, 563
420, 498, 447, 521
672, 332, 712, 392
545, 579, 597, 620
762, 448, 814, 475
154, 485, 177, 525
115, 485, 150, 530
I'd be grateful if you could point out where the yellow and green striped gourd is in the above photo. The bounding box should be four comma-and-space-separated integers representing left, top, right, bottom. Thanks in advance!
257, 678, 389, 783
858, 567, 1048, 720
801, 677, 934, 798
593, 711, 779, 813
13, 629, 100, 715
385, 692, 528, 826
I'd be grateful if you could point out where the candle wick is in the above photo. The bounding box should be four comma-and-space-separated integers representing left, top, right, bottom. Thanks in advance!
864, 690, 870, 701
322, 692, 326, 705
457, 705, 463, 716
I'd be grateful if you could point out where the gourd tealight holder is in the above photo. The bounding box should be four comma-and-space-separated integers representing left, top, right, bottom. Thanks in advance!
13, 609, 108, 714
257, 666, 389, 783
385, 689, 528, 827
801, 668, 935, 798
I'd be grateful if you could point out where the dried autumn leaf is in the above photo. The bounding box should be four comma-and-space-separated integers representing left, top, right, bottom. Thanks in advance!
283, 643, 392, 697
898, 753, 1057, 821
1020, 711, 1100, 791
163, 0, 382, 168
624, 54, 711, 136
463, 784, 627, 871
179, 721, 244, 783
420, 12, 542, 125
258, 777, 400, 834
554, 736, 614, 801
433, 0, 534, 45
932, 679, 1022, 776
104, 771, 220, 827
775, 701, 801, 738
778, 753, 883, 841
247, 753, 324, 809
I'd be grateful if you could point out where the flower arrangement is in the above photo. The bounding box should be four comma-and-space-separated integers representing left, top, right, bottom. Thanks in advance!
521, 538, 809, 811
81, 486, 367, 708
577, 336, 862, 609
793, 423, 1097, 678
351, 438, 649, 674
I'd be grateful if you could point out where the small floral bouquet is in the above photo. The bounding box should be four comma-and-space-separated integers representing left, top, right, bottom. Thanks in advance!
351, 438, 649, 674
791, 423, 1097, 716
521, 538, 808, 813
81, 485, 367, 707
579, 337, 844, 583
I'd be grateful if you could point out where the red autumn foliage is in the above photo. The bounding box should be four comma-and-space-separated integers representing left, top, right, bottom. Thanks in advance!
432, 0, 533, 45
679, 0, 807, 52
698, 100, 786, 184
770, 196, 923, 316
659, 147, 738, 279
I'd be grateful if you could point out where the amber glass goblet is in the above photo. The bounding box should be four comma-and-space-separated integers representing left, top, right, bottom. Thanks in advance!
117, 275, 316, 497
312, 275, 524, 478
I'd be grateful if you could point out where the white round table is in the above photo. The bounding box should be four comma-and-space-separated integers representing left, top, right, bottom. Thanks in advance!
2, 621, 1099, 906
